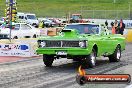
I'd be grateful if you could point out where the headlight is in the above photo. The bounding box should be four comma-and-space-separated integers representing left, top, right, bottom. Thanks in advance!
79, 41, 87, 48
40, 41, 46, 47
79, 41, 85, 47
38, 40, 46, 48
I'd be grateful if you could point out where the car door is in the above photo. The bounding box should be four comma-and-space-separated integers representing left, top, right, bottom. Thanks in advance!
20, 24, 32, 38
12, 24, 20, 38
105, 34, 117, 54
26, 24, 34, 37
100, 27, 116, 55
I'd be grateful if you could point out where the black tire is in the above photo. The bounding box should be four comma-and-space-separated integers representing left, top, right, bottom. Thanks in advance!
82, 49, 96, 68
33, 35, 37, 38
43, 55, 54, 67
109, 45, 121, 62
73, 58, 82, 62
14, 36, 18, 39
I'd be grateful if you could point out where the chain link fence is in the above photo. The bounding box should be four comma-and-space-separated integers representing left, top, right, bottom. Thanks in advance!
80, 10, 131, 19
35, 10, 131, 19
0, 5, 131, 19
46, 10, 131, 20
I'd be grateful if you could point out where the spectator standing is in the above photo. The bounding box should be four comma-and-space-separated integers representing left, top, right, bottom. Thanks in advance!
39, 21, 44, 28
118, 19, 125, 35
114, 20, 118, 34
111, 22, 116, 34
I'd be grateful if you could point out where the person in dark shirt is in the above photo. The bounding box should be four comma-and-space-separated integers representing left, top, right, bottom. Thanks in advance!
114, 20, 118, 34
118, 19, 125, 35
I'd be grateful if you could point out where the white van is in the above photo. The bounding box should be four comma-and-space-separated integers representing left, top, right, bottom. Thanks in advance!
17, 12, 39, 27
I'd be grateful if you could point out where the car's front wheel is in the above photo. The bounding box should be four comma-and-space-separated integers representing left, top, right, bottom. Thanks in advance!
33, 34, 37, 38
13, 36, 18, 39
109, 45, 121, 62
43, 55, 54, 67
82, 49, 96, 68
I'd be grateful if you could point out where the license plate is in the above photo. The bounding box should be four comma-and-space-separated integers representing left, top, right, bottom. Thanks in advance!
56, 51, 67, 55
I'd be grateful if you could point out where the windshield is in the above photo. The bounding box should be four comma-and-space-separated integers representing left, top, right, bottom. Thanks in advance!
71, 15, 81, 20
27, 15, 36, 19
64, 24, 100, 34
43, 19, 52, 22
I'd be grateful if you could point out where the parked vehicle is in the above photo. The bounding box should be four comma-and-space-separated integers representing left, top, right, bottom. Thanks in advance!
49, 19, 61, 26
36, 23, 125, 68
70, 14, 83, 23
17, 12, 39, 27
42, 19, 56, 27
0, 23, 40, 39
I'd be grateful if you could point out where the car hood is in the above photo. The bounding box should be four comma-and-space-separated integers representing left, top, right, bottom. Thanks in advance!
39, 29, 87, 40
0, 28, 10, 34
39, 36, 87, 41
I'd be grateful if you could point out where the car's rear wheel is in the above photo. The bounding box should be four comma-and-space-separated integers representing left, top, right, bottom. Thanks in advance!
82, 49, 96, 68
43, 55, 54, 67
33, 34, 37, 38
109, 45, 121, 62
13, 36, 18, 39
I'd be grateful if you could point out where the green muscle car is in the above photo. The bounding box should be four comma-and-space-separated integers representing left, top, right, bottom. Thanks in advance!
36, 23, 125, 68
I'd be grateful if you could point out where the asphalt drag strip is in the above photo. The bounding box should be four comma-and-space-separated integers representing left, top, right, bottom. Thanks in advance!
0, 43, 131, 88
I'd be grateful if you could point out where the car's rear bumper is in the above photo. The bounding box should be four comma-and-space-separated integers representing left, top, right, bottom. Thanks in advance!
36, 48, 90, 55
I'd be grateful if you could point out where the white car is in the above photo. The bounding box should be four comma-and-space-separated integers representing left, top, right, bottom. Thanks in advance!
0, 23, 40, 39
17, 12, 39, 27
